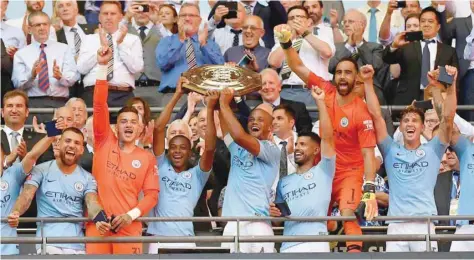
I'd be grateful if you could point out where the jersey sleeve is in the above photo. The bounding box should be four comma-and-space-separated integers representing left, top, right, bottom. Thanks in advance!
274, 180, 284, 204
135, 154, 160, 215
356, 104, 377, 149
84, 173, 98, 195
25, 165, 44, 188
93, 79, 113, 148
307, 71, 335, 93
156, 153, 166, 166
195, 163, 212, 190
318, 155, 336, 179
427, 136, 449, 160
10, 163, 27, 184
378, 136, 394, 158
257, 140, 281, 164
223, 134, 235, 148
452, 135, 471, 160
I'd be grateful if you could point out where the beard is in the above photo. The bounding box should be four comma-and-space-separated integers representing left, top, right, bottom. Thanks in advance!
59, 151, 78, 166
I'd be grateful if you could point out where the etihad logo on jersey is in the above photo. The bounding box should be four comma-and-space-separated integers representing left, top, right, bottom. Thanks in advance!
232, 156, 254, 170
282, 182, 317, 202
393, 161, 429, 169
1, 194, 11, 207
107, 161, 137, 181
162, 176, 192, 192
45, 191, 82, 204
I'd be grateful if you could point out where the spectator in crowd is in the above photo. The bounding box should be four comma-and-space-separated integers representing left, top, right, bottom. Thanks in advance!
269, 6, 334, 113
78, 115, 94, 173
153, 3, 179, 37
329, 9, 386, 104
379, 0, 421, 46
435, 147, 460, 227
281, 0, 300, 12
275, 25, 379, 252
147, 82, 217, 253
219, 90, 279, 253
12, 11, 79, 123
55, 0, 97, 99
5, 0, 57, 44
438, 1, 474, 114
1, 0, 26, 59
8, 127, 109, 255
84, 0, 100, 24
208, 0, 287, 48
322, 0, 345, 28
156, 3, 224, 95
271, 86, 336, 253
358, 0, 402, 44
383, 7, 458, 105
242, 68, 312, 134
272, 104, 297, 179
77, 1, 144, 107
124, 1, 162, 107
449, 118, 474, 252
66, 97, 88, 130
223, 15, 268, 72
464, 26, 474, 121
1, 39, 14, 97
127, 97, 154, 149
303, 1, 343, 44
85, 36, 158, 255
1, 135, 56, 255
188, 113, 199, 144
362, 64, 457, 252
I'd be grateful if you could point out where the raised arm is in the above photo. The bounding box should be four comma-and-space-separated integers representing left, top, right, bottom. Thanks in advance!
310, 87, 335, 158
152, 77, 186, 156
433, 66, 457, 144
200, 91, 218, 172
219, 88, 261, 156
21, 136, 55, 173
360, 65, 389, 143
8, 184, 37, 227
379, 0, 397, 45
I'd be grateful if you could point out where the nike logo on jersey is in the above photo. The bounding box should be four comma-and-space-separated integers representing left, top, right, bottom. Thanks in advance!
47, 179, 56, 183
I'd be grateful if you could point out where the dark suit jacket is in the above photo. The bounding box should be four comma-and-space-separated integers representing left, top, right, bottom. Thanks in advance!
208, 1, 287, 48
382, 41, 458, 105
434, 170, 456, 252
56, 24, 97, 98
440, 12, 473, 83
329, 41, 388, 104
78, 145, 93, 173
1, 128, 55, 228
1, 39, 14, 99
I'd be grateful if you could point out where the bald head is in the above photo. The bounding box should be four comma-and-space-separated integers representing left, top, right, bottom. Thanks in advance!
345, 9, 367, 27
55, 106, 75, 129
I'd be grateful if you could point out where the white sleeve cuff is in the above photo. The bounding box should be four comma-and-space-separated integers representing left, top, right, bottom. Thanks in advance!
126, 207, 141, 221
96, 65, 107, 80
223, 134, 233, 147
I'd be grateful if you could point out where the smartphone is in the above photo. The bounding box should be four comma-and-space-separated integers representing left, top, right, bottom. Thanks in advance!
45, 120, 62, 137
397, 1, 407, 8
276, 201, 292, 217
405, 31, 423, 42
414, 100, 434, 110
93, 210, 108, 223
237, 54, 253, 67
140, 4, 149, 13
438, 66, 454, 85
222, 2, 238, 19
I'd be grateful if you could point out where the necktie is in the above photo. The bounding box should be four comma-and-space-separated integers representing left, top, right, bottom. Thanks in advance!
351, 46, 359, 60
244, 5, 252, 15
138, 26, 147, 41
38, 43, 50, 92
231, 29, 242, 47
70, 27, 82, 56
107, 34, 114, 81
280, 38, 303, 80
186, 39, 197, 69
420, 40, 434, 88
279, 141, 288, 179
313, 26, 319, 36
368, 7, 378, 43
10, 132, 20, 152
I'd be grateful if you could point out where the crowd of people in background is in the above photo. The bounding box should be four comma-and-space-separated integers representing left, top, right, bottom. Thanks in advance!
1, 0, 474, 256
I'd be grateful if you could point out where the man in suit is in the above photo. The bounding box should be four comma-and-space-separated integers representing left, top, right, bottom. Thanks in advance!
243, 68, 312, 134
329, 9, 387, 105
1, 40, 14, 99
78, 115, 94, 173
55, 0, 97, 98
124, 0, 162, 107
208, 0, 287, 48
382, 6, 458, 106
1, 90, 54, 229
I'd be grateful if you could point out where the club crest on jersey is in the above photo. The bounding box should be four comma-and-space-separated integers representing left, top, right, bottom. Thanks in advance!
0, 180, 9, 191
132, 160, 141, 169
303, 172, 313, 180
340, 117, 349, 128
182, 171, 192, 179
416, 149, 425, 157
74, 182, 84, 192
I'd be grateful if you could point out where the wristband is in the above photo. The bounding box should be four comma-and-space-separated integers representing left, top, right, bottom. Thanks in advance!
301, 30, 311, 38
126, 208, 141, 221
280, 40, 293, 50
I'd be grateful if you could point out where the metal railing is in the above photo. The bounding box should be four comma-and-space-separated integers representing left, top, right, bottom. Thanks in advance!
2, 215, 474, 255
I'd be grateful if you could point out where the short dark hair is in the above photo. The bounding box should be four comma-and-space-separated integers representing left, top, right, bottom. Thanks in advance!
117, 106, 139, 118
168, 134, 191, 149
126, 97, 151, 124
302, 1, 323, 8
100, 0, 123, 13
400, 106, 425, 123
336, 57, 359, 72
405, 13, 419, 26
3, 90, 29, 108
273, 104, 296, 121
298, 131, 321, 145
287, 5, 309, 17
61, 127, 85, 140
420, 6, 441, 24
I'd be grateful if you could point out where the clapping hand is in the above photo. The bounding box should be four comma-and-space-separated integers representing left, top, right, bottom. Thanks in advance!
53, 59, 62, 80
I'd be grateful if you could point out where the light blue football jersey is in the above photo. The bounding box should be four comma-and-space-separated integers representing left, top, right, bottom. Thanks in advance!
275, 156, 336, 251
25, 160, 97, 251
1, 163, 26, 255
147, 154, 210, 236
452, 135, 474, 222
221, 135, 280, 217
379, 136, 447, 221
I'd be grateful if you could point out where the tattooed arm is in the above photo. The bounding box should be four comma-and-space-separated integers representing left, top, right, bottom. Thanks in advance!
8, 184, 37, 227
85, 192, 103, 219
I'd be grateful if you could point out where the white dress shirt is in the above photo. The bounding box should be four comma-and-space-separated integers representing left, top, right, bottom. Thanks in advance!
0, 22, 26, 49
420, 37, 438, 89
466, 25, 474, 69
2, 125, 25, 151
5, 15, 57, 43
12, 40, 79, 98
358, 3, 404, 45
270, 130, 298, 201
77, 31, 144, 88
270, 23, 335, 84
62, 24, 87, 57
211, 25, 265, 56
132, 19, 154, 37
